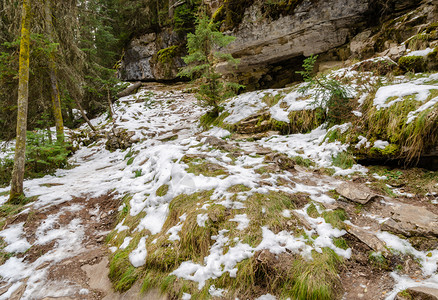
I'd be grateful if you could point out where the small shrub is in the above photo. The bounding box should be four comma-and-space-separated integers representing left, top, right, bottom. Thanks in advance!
25, 130, 71, 178
297, 55, 353, 126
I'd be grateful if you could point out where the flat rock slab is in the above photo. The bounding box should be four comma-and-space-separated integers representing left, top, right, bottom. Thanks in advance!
336, 182, 380, 204
397, 286, 438, 299
347, 226, 391, 257
382, 203, 438, 237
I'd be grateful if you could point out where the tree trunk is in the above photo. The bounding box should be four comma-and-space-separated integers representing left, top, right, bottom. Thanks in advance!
45, 0, 64, 143
107, 88, 114, 120
74, 98, 96, 132
9, 0, 31, 202
116, 82, 142, 98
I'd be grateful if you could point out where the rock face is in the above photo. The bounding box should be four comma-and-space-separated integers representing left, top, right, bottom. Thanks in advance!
118, 30, 184, 82
219, 0, 369, 78
382, 203, 438, 237
118, 0, 431, 84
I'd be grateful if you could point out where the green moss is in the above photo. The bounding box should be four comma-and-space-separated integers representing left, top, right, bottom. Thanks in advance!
332, 151, 355, 169
157, 45, 179, 65
397, 289, 413, 300
126, 156, 135, 165
398, 56, 426, 73
200, 110, 231, 130
156, 184, 169, 197
186, 160, 228, 177
262, 93, 284, 107
322, 209, 347, 230
306, 203, 320, 218
227, 184, 251, 193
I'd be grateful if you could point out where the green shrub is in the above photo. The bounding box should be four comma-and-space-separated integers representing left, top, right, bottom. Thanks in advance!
0, 157, 14, 187
297, 55, 353, 126
25, 130, 71, 178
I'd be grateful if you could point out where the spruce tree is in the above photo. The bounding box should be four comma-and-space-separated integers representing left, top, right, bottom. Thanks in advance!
178, 15, 242, 116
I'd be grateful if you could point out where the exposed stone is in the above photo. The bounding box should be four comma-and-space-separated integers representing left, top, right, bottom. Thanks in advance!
350, 30, 373, 58
318, 61, 345, 73
347, 226, 391, 257
118, 29, 184, 81
105, 128, 136, 151
202, 136, 235, 152
264, 152, 295, 171
231, 131, 281, 141
219, 0, 370, 80
336, 182, 380, 204
235, 111, 270, 134
381, 203, 438, 237
158, 134, 178, 142
396, 287, 438, 300
291, 210, 312, 230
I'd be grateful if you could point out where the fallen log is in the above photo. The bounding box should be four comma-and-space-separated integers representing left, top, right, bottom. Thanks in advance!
116, 82, 142, 98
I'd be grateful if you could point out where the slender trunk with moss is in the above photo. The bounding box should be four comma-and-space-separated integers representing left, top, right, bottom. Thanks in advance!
107, 88, 114, 120
45, 0, 64, 143
74, 98, 96, 132
9, 0, 31, 202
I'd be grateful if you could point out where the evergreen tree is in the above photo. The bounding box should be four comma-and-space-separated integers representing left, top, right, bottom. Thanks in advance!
10, 0, 31, 202
44, 0, 64, 142
178, 15, 242, 116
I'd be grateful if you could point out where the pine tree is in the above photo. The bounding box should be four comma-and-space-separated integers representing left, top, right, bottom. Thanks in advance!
9, 0, 31, 202
178, 15, 242, 116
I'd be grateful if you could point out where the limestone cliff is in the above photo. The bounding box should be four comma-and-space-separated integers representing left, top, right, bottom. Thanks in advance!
118, 0, 435, 88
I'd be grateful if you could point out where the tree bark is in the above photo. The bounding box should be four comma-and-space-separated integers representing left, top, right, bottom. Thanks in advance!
9, 0, 31, 202
116, 82, 142, 98
107, 88, 114, 120
74, 98, 96, 132
45, 0, 64, 143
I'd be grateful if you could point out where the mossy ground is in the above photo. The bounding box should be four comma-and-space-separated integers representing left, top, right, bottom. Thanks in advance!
107, 188, 347, 299
348, 89, 438, 164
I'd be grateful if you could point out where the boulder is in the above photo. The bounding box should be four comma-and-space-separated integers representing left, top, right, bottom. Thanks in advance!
396, 287, 438, 300
382, 203, 438, 237
105, 128, 136, 151
118, 30, 184, 81
347, 226, 390, 257
264, 153, 295, 171
336, 182, 380, 204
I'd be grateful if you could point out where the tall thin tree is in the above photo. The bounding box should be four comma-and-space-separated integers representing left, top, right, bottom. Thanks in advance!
9, 0, 31, 202
44, 0, 64, 142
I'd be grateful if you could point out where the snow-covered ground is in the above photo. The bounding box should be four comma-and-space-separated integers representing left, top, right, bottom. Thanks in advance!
0, 71, 437, 299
